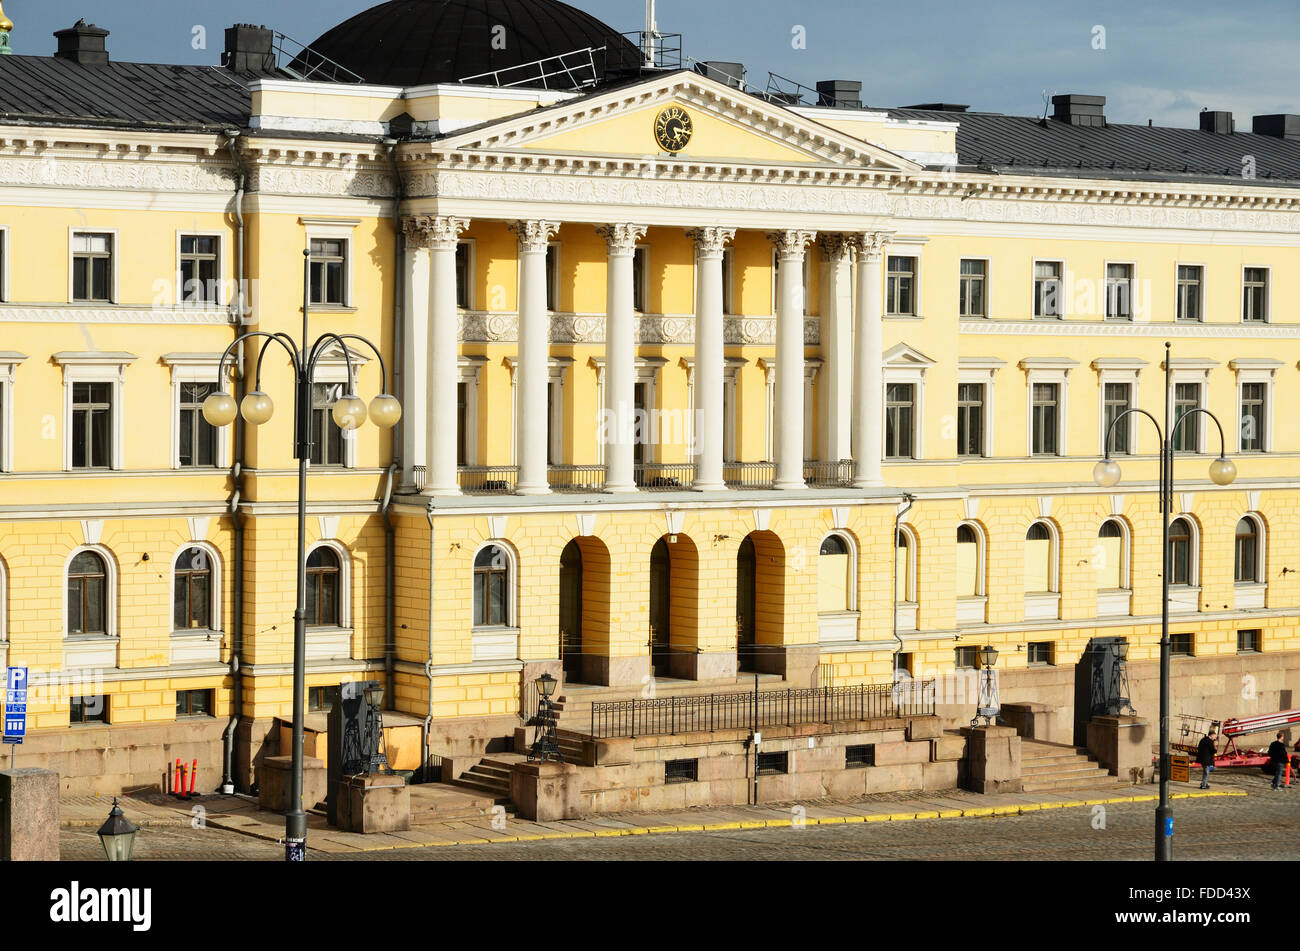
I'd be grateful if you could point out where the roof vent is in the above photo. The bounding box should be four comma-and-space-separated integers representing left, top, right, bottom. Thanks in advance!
903, 103, 970, 113
1252, 114, 1300, 141
816, 80, 862, 109
53, 19, 109, 65
223, 23, 275, 74
1199, 110, 1234, 135
1051, 94, 1106, 128
695, 61, 745, 89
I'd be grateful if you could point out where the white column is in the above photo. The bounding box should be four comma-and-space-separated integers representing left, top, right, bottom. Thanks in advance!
597, 224, 646, 493
769, 230, 816, 490
852, 232, 892, 489
421, 215, 469, 497
510, 220, 559, 495
688, 227, 734, 492
399, 218, 432, 491
820, 235, 854, 462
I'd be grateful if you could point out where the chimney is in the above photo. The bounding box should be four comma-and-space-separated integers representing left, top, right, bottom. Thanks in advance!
1199, 110, 1234, 135
224, 23, 275, 73
53, 19, 109, 65
816, 80, 862, 109
1252, 114, 1300, 141
1052, 94, 1106, 128
695, 61, 745, 89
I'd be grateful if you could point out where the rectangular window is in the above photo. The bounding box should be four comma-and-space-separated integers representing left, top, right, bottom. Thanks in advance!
956, 382, 985, 457
308, 686, 335, 713
1027, 641, 1055, 666
545, 244, 559, 312
1030, 383, 1060, 456
72, 233, 113, 302
1105, 263, 1133, 320
1170, 633, 1195, 657
1243, 268, 1268, 322
756, 751, 788, 775
958, 259, 986, 317
1034, 261, 1063, 317
71, 382, 113, 469
1240, 382, 1265, 452
1237, 629, 1261, 654
178, 382, 218, 468
721, 248, 734, 315
1176, 265, 1203, 321
176, 689, 213, 718
309, 382, 345, 466
455, 242, 471, 309
1103, 382, 1132, 455
664, 759, 699, 784
954, 646, 979, 670
845, 745, 875, 768
70, 695, 108, 724
884, 383, 915, 459
632, 246, 648, 313
457, 381, 468, 467
886, 256, 916, 315
893, 652, 913, 679
180, 235, 220, 304
309, 238, 346, 306
1172, 383, 1201, 452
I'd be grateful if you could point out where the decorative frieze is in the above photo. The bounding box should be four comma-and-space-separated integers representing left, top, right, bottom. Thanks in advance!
457, 312, 822, 345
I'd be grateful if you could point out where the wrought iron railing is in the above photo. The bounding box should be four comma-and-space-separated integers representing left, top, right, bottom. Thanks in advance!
458, 46, 605, 90
634, 463, 695, 491
723, 461, 776, 489
590, 680, 936, 739
274, 31, 367, 84
549, 465, 607, 493
804, 459, 855, 487
458, 466, 518, 495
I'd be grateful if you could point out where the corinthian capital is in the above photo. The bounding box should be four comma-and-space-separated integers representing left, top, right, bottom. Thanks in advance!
510, 220, 561, 254
596, 223, 648, 255
851, 231, 896, 262
403, 215, 469, 251
686, 227, 736, 258
820, 233, 853, 264
767, 229, 817, 260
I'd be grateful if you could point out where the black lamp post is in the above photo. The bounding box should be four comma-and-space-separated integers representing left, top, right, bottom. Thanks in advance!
529, 673, 561, 762
973, 645, 999, 726
202, 250, 401, 861
1093, 341, 1235, 862
97, 798, 139, 862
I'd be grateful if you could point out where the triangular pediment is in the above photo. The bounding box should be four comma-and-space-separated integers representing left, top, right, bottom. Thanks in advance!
440, 70, 919, 172
883, 343, 936, 368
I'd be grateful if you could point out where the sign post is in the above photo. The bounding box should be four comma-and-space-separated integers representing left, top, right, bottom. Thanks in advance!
1169, 753, 1190, 784
3, 666, 28, 766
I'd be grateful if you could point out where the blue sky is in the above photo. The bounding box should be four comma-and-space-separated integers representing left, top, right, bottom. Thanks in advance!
11, 0, 1299, 126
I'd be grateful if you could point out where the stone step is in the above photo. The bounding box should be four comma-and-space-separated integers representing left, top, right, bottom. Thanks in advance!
1022, 760, 1108, 775
1022, 774, 1120, 792
451, 776, 510, 799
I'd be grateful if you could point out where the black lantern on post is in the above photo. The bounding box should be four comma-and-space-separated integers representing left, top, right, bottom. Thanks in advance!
97, 798, 139, 862
529, 673, 561, 763
972, 645, 1000, 727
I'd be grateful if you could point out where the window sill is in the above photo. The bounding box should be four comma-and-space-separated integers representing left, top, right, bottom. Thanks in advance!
472, 628, 520, 662
884, 314, 923, 320
170, 630, 224, 665
305, 627, 352, 662
304, 304, 357, 314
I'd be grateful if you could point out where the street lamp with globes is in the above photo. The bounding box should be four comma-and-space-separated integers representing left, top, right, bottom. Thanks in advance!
1092, 342, 1234, 862
202, 249, 401, 861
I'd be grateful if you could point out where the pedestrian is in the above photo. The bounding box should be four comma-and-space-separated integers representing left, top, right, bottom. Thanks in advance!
1197, 730, 1217, 789
1268, 732, 1290, 790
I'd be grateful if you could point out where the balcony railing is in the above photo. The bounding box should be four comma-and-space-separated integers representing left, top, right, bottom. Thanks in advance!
804, 459, 855, 487
723, 461, 776, 489
549, 465, 607, 493
634, 463, 695, 491
590, 680, 937, 739
458, 466, 519, 495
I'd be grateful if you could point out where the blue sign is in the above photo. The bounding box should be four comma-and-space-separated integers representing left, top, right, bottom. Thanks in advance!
3, 666, 27, 745
1165, 816, 1174, 837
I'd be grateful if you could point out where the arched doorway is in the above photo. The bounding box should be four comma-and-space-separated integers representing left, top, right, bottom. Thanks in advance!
559, 540, 583, 680
737, 536, 757, 672
649, 538, 671, 676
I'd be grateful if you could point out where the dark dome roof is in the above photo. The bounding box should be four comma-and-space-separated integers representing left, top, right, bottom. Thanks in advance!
300, 0, 641, 88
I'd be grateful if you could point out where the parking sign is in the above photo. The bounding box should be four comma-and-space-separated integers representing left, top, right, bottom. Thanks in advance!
4, 667, 27, 745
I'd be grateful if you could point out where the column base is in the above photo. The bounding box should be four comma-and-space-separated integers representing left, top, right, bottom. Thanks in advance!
515, 484, 552, 497
852, 479, 884, 490
773, 479, 807, 491
691, 481, 726, 493
602, 482, 637, 494
421, 485, 461, 498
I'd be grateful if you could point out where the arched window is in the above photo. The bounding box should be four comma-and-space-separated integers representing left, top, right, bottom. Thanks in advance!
173, 546, 215, 631
956, 523, 984, 598
306, 547, 341, 628
818, 534, 854, 613
1025, 522, 1058, 593
1169, 518, 1194, 586
473, 544, 511, 628
1097, 519, 1127, 590
68, 551, 108, 635
1235, 517, 1261, 584
895, 527, 917, 604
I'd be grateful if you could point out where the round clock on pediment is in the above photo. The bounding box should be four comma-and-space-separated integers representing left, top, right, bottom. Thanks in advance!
654, 106, 693, 153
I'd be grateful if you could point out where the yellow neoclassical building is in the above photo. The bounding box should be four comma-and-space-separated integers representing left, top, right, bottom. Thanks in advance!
0, 3, 1298, 795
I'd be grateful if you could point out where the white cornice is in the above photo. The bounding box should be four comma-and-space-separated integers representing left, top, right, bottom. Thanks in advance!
0, 305, 231, 325
962, 319, 1300, 338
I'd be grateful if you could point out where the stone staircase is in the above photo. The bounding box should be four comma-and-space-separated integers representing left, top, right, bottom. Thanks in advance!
551, 673, 789, 734
451, 752, 528, 801
1020, 739, 1121, 792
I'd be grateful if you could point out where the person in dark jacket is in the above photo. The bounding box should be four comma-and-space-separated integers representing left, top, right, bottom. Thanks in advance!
1197, 731, 1218, 788
1268, 732, 1290, 790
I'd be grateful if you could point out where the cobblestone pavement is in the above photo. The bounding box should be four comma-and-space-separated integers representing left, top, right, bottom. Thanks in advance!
59, 771, 1297, 862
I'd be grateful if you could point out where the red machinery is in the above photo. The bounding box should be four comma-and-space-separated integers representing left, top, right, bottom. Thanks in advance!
1173, 709, 1300, 769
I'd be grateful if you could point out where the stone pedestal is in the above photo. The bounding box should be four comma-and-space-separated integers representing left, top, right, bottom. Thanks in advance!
1087, 715, 1152, 777
336, 773, 410, 834
1, 768, 59, 861
511, 760, 583, 822
963, 725, 1023, 794
257, 755, 326, 814
1001, 701, 1057, 741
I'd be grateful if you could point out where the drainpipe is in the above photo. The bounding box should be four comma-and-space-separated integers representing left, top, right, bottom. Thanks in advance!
891, 492, 916, 661
220, 129, 248, 794
382, 137, 404, 712
423, 505, 436, 782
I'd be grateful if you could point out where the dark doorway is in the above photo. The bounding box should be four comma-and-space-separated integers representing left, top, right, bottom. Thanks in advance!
649, 537, 671, 676
559, 540, 583, 681
737, 536, 757, 672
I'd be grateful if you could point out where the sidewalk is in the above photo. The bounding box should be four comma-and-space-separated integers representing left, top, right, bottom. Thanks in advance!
59, 781, 1247, 856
